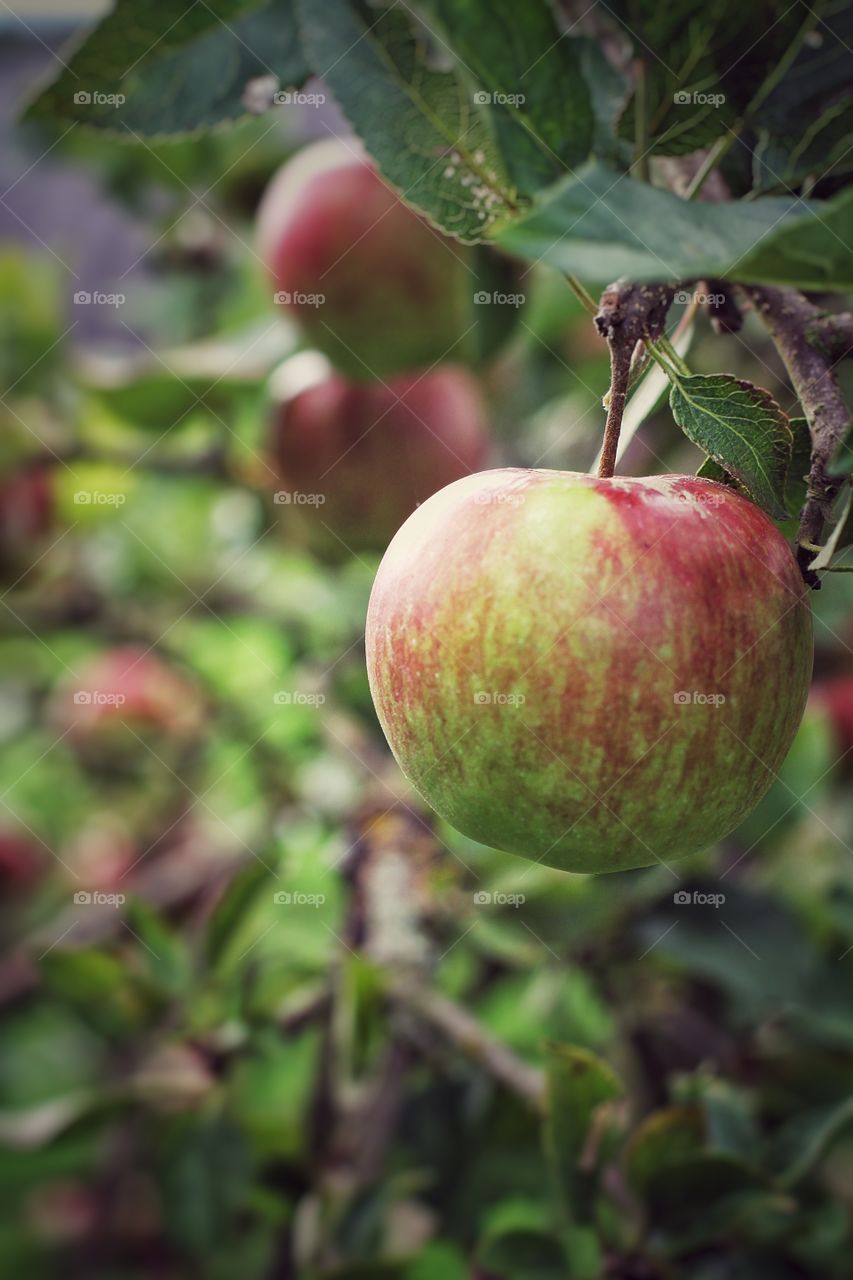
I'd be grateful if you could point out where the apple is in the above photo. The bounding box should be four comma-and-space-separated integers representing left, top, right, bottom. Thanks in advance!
54, 646, 202, 749
256, 138, 472, 379
0, 463, 53, 580
366, 469, 813, 874
268, 354, 490, 555
0, 830, 44, 895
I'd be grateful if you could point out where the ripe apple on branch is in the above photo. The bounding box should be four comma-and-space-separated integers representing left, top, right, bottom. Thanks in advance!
367, 280, 825, 874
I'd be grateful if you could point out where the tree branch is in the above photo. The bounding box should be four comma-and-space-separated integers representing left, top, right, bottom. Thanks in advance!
390, 976, 545, 1108
807, 311, 853, 364
746, 286, 852, 587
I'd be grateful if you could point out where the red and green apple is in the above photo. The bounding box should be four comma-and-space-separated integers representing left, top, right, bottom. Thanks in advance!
366, 469, 813, 874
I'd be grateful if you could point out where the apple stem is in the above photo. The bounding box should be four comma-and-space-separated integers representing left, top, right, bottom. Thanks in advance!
595, 280, 675, 479
598, 342, 633, 478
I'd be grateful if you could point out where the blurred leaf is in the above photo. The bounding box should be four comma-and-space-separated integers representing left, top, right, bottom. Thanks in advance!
771, 1098, 853, 1188
614, 0, 740, 156
426, 0, 593, 193
751, 1, 853, 191
298, 0, 515, 242
626, 1105, 706, 1193
205, 862, 274, 967
543, 1042, 622, 1224
0, 1005, 104, 1108
227, 1029, 318, 1156
477, 1226, 568, 1279
498, 164, 853, 290
125, 900, 193, 997
668, 373, 792, 518
25, 0, 308, 136
404, 1242, 467, 1279
159, 1114, 253, 1256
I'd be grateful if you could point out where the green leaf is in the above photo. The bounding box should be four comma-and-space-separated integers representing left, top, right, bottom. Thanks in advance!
497, 163, 853, 291
615, 0, 739, 156
696, 456, 735, 486
543, 1042, 622, 1224
751, 2, 853, 192
125, 900, 193, 997
426, 0, 593, 194
159, 1116, 253, 1256
25, 0, 308, 136
404, 1242, 467, 1280
771, 1098, 853, 1188
625, 1105, 706, 1193
626, 1108, 767, 1234
205, 863, 274, 968
477, 1227, 568, 1279
298, 0, 517, 241
668, 373, 793, 519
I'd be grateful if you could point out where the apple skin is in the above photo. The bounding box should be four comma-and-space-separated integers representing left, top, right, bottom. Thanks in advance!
257, 139, 471, 379
270, 364, 490, 555
366, 469, 813, 874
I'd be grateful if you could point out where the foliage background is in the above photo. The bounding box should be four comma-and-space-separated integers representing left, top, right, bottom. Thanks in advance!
1, 3, 853, 1278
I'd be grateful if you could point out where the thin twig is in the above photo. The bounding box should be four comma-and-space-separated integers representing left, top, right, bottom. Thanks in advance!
390, 977, 545, 1108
